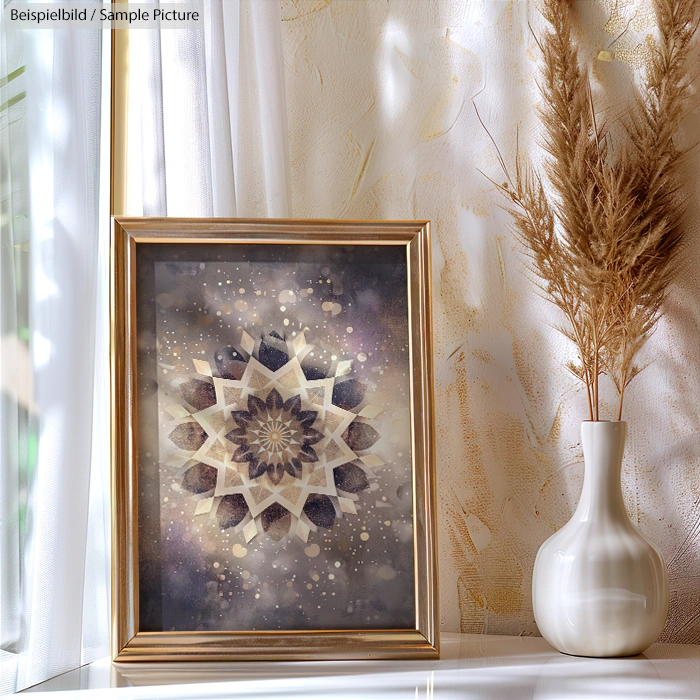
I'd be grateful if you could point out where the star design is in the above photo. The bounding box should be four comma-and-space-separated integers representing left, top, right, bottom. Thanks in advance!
226, 389, 324, 485
162, 330, 384, 543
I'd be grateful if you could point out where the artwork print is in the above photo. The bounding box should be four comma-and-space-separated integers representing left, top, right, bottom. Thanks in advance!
136, 244, 415, 633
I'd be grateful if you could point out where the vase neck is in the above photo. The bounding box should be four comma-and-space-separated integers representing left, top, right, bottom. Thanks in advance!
575, 422, 628, 521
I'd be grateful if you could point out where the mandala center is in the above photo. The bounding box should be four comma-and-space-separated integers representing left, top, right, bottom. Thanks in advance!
259, 420, 293, 455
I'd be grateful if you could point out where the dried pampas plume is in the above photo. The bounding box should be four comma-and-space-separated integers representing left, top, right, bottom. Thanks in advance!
481, 0, 699, 421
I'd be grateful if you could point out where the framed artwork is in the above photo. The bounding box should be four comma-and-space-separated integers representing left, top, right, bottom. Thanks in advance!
111, 218, 437, 661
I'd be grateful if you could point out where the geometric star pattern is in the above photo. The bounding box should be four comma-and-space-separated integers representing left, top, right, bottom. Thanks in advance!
161, 330, 384, 543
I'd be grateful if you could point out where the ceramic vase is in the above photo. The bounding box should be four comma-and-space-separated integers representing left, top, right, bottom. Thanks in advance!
532, 421, 669, 657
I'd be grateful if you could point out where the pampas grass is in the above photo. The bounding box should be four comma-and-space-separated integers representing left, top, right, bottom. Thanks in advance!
484, 0, 699, 421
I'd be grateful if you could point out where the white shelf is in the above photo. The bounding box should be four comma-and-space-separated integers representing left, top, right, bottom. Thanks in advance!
20, 633, 700, 698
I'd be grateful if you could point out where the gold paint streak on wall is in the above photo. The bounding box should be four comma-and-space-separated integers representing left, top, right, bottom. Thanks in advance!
495, 236, 507, 285
468, 588, 485, 609
420, 77, 459, 141
454, 353, 491, 507
441, 354, 485, 551
547, 403, 564, 444
472, 349, 495, 365
488, 586, 524, 616
457, 575, 525, 632
433, 205, 477, 354
457, 576, 485, 633
281, 0, 332, 22
350, 137, 376, 200
511, 337, 543, 407
394, 46, 423, 80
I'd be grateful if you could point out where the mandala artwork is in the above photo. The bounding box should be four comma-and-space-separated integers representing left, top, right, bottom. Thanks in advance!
142, 251, 415, 632
162, 329, 383, 545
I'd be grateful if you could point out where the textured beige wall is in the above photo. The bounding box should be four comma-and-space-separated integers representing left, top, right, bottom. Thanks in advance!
281, 0, 700, 642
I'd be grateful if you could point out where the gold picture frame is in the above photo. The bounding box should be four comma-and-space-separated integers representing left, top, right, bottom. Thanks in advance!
111, 217, 437, 661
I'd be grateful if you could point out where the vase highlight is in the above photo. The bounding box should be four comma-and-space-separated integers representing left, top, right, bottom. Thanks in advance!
533, 421, 669, 657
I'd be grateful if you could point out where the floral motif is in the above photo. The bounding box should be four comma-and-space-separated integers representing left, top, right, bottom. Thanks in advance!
162, 330, 383, 543
226, 389, 324, 485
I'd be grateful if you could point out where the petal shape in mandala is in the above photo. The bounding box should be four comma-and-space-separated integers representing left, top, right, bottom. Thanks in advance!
249, 459, 266, 480
215, 346, 247, 380
297, 410, 318, 427
302, 427, 324, 445
342, 421, 380, 451
265, 388, 284, 411
283, 461, 296, 478
259, 335, 289, 372
332, 379, 366, 410
224, 427, 247, 445
234, 445, 255, 462
181, 463, 218, 494
300, 350, 330, 381
333, 462, 370, 493
292, 458, 303, 475
301, 366, 326, 381
261, 501, 291, 541
180, 378, 218, 411
303, 494, 335, 530
231, 410, 253, 427
267, 461, 285, 486
261, 501, 287, 529
267, 514, 291, 542
169, 422, 208, 451
247, 394, 267, 416
299, 444, 318, 463
283, 394, 301, 415
217, 493, 249, 529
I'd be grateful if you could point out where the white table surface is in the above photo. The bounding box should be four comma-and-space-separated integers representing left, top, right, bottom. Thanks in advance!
19, 633, 700, 699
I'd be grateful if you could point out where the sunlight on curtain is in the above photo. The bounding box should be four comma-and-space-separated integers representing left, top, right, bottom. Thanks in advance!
0, 7, 31, 695
126, 0, 292, 217
0, 3, 110, 693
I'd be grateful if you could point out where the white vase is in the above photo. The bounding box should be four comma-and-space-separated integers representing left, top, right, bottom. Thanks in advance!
532, 421, 669, 657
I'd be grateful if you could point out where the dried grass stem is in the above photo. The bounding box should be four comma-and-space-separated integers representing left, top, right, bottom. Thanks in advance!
487, 0, 698, 421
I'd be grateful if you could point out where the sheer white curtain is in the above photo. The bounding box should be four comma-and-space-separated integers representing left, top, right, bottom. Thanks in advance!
127, 0, 291, 218
0, 4, 110, 694
0, 8, 30, 694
